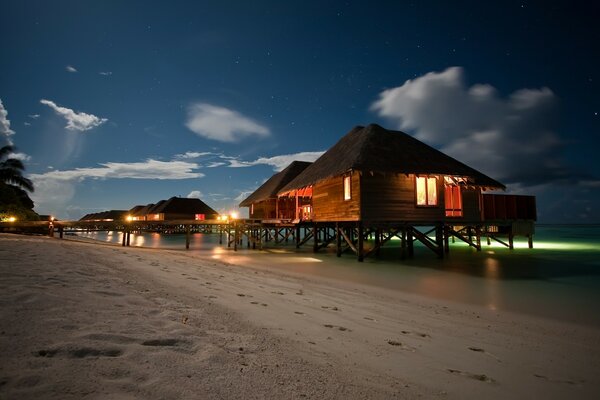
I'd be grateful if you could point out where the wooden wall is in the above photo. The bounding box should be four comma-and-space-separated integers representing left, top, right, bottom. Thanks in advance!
312, 172, 361, 222
360, 173, 445, 222
451, 188, 483, 223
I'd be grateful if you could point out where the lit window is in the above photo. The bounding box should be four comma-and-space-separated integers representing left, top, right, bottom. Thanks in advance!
343, 176, 351, 200
250, 204, 254, 215
416, 176, 438, 206
444, 185, 463, 217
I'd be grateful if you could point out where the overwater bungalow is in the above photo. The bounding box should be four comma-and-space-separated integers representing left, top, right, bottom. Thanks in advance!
239, 161, 312, 221
79, 210, 127, 222
240, 124, 536, 260
141, 197, 219, 221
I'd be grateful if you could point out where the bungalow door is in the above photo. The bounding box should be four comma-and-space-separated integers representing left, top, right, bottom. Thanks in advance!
444, 184, 463, 217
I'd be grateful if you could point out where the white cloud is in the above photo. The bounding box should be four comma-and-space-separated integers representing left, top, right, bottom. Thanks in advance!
28, 114, 40, 119
8, 152, 31, 161
187, 190, 203, 199
99, 71, 112, 76
30, 159, 204, 182
206, 161, 226, 168
40, 99, 108, 131
23, 122, 31, 126
371, 66, 565, 186
227, 151, 324, 171
185, 103, 270, 143
0, 98, 15, 144
66, 65, 78, 73
30, 159, 205, 217
174, 151, 217, 159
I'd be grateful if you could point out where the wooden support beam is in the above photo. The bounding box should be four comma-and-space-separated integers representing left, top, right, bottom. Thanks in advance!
185, 225, 190, 249
475, 226, 482, 251
336, 223, 342, 257
312, 225, 319, 253
446, 226, 481, 251
488, 235, 510, 248
339, 228, 358, 254
357, 223, 364, 262
528, 234, 533, 249
407, 227, 414, 258
122, 229, 126, 246
508, 232, 514, 250
435, 224, 444, 258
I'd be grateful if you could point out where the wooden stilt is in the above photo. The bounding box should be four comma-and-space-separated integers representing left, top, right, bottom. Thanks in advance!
185, 225, 190, 249
336, 223, 342, 257
357, 223, 364, 262
436, 224, 444, 258
233, 223, 238, 251
444, 226, 450, 254
296, 226, 301, 248
126, 230, 131, 246
374, 228, 381, 258
122, 229, 126, 246
400, 228, 407, 259
508, 232, 514, 250
407, 227, 414, 258
475, 226, 481, 251
528, 234, 533, 249
312, 225, 318, 253
59, 226, 64, 239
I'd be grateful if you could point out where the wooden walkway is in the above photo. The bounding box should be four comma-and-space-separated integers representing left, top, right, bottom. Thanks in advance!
1, 217, 534, 262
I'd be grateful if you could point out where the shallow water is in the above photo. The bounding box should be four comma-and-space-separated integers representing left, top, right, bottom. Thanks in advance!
72, 225, 600, 327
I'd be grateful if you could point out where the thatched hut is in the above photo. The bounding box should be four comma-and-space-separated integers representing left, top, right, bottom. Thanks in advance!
239, 161, 312, 220
143, 197, 218, 221
277, 124, 534, 224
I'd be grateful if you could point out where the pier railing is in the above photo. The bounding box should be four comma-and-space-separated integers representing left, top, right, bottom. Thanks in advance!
482, 194, 537, 221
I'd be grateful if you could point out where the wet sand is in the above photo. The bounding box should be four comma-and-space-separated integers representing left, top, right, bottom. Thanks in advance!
1, 233, 599, 399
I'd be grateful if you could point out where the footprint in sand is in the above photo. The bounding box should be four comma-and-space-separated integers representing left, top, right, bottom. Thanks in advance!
533, 374, 584, 386
447, 369, 496, 383
468, 346, 501, 362
294, 311, 305, 315
271, 291, 285, 295
324, 324, 351, 332
321, 306, 340, 311
401, 330, 431, 338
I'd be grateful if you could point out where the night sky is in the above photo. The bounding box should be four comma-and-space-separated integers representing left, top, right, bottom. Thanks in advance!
1, 1, 598, 223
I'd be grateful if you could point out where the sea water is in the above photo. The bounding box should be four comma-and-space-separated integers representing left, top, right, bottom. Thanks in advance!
72, 225, 600, 327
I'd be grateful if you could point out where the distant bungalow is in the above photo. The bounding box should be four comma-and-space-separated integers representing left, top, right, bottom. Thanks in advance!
240, 124, 536, 259
80, 197, 218, 222
129, 197, 218, 221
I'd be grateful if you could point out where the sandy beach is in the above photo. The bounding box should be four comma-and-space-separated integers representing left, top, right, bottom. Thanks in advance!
1, 233, 599, 399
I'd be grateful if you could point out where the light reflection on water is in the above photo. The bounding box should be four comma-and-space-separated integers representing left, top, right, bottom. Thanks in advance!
72, 226, 600, 327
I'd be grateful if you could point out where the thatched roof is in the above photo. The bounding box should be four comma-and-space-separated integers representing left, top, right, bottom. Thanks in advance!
149, 197, 218, 216
79, 210, 127, 221
239, 161, 312, 207
279, 124, 504, 193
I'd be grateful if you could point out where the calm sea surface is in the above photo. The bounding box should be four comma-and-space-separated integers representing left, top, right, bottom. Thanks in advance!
72, 225, 600, 327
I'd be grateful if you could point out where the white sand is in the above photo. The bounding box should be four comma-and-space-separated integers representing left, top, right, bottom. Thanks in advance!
1, 233, 599, 399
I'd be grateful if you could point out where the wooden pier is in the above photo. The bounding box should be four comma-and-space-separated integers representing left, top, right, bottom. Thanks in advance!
1, 217, 534, 262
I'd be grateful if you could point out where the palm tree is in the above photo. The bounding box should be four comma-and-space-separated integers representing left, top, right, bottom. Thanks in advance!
0, 145, 34, 192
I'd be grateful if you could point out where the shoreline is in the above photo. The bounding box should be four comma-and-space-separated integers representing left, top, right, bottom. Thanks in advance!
1, 233, 599, 399
64, 230, 600, 329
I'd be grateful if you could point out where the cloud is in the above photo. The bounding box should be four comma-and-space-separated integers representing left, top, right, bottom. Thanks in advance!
28, 114, 40, 119
227, 151, 325, 171
0, 98, 15, 144
185, 103, 270, 143
30, 159, 205, 217
99, 71, 112, 76
187, 190, 203, 199
174, 151, 217, 159
371, 67, 566, 186
66, 65, 77, 73
8, 152, 31, 161
23, 122, 31, 126
30, 159, 204, 182
40, 99, 108, 131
